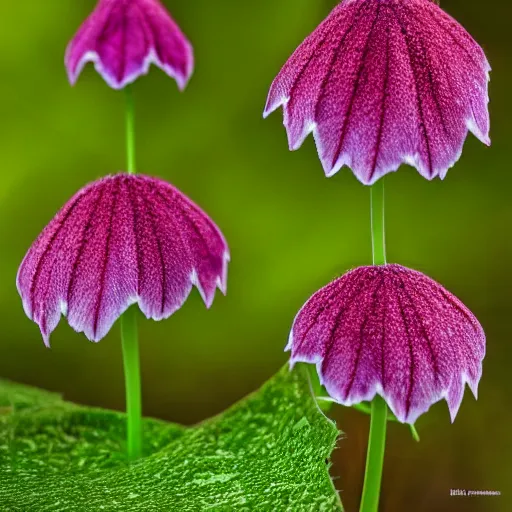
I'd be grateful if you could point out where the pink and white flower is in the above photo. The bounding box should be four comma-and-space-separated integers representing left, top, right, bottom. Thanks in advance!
17, 174, 229, 345
265, 0, 491, 184
65, 0, 193, 90
288, 264, 485, 423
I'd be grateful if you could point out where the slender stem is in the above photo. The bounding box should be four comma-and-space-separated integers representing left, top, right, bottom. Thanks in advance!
370, 178, 386, 266
410, 424, 420, 443
359, 179, 388, 512
120, 85, 141, 459
120, 307, 142, 459
359, 396, 388, 512
125, 85, 136, 175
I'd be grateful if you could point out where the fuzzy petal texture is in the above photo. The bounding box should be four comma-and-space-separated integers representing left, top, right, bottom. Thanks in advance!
264, 0, 490, 185
17, 174, 229, 346
287, 264, 485, 424
65, 0, 193, 90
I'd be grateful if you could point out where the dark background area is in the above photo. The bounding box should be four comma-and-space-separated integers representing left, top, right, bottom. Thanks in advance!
0, 1, 509, 510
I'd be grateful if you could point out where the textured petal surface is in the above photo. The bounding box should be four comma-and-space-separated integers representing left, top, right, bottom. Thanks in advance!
17, 174, 229, 345
288, 265, 485, 423
264, 0, 490, 184
65, 0, 194, 89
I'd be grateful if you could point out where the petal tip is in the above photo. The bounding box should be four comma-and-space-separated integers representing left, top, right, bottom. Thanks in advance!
285, 332, 294, 353
42, 334, 51, 349
263, 92, 286, 119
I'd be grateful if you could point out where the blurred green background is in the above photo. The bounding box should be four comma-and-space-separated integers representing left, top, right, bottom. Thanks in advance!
0, 0, 510, 510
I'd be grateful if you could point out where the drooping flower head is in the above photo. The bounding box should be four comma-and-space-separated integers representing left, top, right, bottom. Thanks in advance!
288, 264, 485, 424
65, 0, 194, 90
264, 0, 491, 185
17, 174, 229, 346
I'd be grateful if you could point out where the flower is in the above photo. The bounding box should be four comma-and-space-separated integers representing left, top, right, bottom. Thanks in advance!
287, 264, 485, 423
264, 0, 491, 185
65, 0, 194, 90
17, 174, 229, 346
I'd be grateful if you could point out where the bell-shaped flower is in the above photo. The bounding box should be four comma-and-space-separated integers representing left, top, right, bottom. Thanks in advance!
264, 0, 491, 185
17, 174, 229, 346
65, 0, 193, 90
287, 264, 485, 424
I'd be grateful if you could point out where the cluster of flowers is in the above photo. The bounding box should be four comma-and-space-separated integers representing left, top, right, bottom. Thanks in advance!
18, 0, 229, 345
14, 2, 491, 507
17, 0, 490, 437
265, 0, 490, 425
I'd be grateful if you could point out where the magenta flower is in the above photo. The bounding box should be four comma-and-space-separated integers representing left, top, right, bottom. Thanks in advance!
65, 0, 193, 90
17, 174, 229, 346
264, 0, 491, 185
288, 264, 485, 424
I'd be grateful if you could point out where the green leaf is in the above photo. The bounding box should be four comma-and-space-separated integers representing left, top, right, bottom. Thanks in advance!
0, 366, 342, 511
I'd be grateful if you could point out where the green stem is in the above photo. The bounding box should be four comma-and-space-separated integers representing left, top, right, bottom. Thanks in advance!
120, 85, 141, 459
125, 85, 136, 175
359, 396, 388, 512
359, 179, 388, 512
120, 307, 142, 459
370, 178, 386, 266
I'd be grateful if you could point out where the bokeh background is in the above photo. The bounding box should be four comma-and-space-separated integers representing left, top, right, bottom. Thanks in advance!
0, 0, 510, 510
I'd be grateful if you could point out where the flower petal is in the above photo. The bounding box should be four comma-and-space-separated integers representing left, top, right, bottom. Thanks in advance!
288, 264, 485, 424
265, 0, 490, 184
17, 174, 229, 345
65, 0, 194, 90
